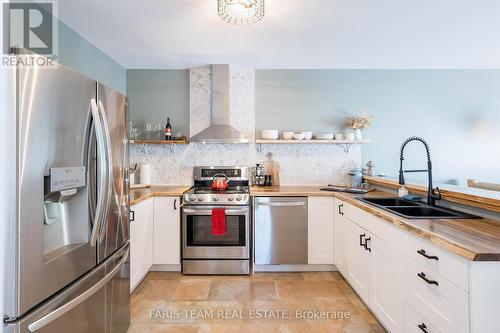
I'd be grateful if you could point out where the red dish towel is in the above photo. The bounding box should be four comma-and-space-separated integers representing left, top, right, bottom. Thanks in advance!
212, 208, 226, 236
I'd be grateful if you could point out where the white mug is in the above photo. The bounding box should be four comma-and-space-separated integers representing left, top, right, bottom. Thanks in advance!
335, 133, 345, 140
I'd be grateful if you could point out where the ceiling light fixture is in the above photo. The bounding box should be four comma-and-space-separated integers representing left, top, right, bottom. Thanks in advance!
218, 0, 265, 25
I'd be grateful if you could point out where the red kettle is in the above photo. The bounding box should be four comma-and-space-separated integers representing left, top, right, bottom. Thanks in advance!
211, 174, 229, 191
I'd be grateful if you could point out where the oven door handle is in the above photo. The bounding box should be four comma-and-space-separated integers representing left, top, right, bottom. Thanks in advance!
182, 208, 248, 215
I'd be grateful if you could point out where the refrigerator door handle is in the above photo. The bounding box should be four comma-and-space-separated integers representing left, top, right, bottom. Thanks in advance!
97, 100, 114, 241
90, 99, 108, 247
27, 245, 130, 332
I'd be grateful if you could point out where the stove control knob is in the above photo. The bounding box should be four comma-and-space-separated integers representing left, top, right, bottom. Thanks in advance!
228, 195, 235, 201
197, 196, 205, 201
212, 195, 219, 201
236, 195, 242, 201
189, 195, 197, 201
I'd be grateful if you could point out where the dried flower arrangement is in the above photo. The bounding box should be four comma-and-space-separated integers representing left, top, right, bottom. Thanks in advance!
345, 112, 373, 130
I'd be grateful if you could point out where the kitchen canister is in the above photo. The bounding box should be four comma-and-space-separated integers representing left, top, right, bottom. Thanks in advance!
140, 163, 152, 185
348, 168, 363, 188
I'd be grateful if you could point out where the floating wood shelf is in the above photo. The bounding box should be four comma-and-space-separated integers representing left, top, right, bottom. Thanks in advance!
255, 139, 370, 144
254, 139, 369, 153
129, 138, 189, 145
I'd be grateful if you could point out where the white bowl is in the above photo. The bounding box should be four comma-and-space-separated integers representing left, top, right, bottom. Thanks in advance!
301, 131, 313, 140
316, 133, 334, 140
293, 133, 305, 140
261, 130, 279, 140
282, 131, 294, 140
334, 133, 345, 140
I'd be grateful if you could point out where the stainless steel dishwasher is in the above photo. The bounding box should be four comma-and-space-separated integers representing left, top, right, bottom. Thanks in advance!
253, 197, 308, 265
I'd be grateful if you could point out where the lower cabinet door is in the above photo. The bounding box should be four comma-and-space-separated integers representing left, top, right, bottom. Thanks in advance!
334, 199, 347, 274
130, 199, 153, 292
370, 235, 404, 333
346, 219, 371, 303
308, 197, 335, 264
153, 197, 180, 265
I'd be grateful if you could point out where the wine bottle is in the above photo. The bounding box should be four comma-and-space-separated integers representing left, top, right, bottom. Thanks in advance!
165, 117, 172, 140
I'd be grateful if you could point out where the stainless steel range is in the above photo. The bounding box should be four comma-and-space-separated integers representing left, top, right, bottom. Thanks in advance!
182, 166, 250, 275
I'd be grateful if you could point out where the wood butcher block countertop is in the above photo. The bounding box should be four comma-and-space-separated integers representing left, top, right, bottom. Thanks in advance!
334, 191, 500, 261
130, 186, 191, 205
251, 186, 500, 261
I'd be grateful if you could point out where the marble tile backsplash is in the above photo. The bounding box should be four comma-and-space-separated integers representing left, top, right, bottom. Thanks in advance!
133, 65, 361, 186
130, 143, 362, 186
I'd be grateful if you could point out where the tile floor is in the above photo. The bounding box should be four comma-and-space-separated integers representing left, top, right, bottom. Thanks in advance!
129, 272, 386, 333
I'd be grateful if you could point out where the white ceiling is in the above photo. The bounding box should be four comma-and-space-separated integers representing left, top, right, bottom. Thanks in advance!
58, 0, 500, 69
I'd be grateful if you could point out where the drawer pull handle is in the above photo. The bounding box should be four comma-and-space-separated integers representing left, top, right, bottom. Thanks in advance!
359, 233, 366, 247
338, 204, 344, 215
364, 237, 372, 252
174, 199, 177, 210
417, 272, 439, 286
418, 323, 429, 333
130, 210, 135, 222
417, 249, 439, 261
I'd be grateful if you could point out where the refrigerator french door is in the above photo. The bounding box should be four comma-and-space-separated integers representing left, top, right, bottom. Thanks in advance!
97, 84, 130, 264
3, 56, 130, 332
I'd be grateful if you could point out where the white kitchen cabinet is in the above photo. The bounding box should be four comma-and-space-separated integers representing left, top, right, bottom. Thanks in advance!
346, 219, 371, 303
334, 199, 347, 274
130, 198, 154, 292
370, 234, 404, 333
308, 197, 335, 264
338, 201, 500, 333
153, 197, 180, 265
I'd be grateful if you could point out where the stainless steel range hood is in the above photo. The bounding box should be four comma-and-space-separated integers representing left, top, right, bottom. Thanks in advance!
190, 65, 249, 144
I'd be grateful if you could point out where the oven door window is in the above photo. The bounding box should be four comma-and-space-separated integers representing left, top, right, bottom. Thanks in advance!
186, 214, 245, 247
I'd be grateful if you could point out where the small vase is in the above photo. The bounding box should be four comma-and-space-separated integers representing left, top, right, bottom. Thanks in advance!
354, 129, 362, 141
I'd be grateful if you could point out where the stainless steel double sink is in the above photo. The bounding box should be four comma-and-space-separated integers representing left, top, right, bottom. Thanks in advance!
356, 197, 481, 219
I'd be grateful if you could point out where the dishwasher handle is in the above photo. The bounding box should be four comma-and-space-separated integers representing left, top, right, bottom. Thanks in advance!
257, 201, 306, 207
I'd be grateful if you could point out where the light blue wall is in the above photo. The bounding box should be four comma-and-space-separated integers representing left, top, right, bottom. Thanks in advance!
126, 69, 500, 186
126, 70, 189, 135
256, 70, 500, 186
58, 22, 126, 94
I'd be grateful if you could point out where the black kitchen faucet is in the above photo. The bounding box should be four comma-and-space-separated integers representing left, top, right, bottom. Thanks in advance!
398, 136, 441, 206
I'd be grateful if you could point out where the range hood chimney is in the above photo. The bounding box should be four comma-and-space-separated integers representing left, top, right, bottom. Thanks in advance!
189, 65, 249, 144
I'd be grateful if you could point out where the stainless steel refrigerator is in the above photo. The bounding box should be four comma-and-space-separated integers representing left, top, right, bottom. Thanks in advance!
3, 55, 130, 333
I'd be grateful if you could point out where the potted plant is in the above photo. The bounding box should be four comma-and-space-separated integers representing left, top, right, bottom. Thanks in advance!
345, 112, 373, 140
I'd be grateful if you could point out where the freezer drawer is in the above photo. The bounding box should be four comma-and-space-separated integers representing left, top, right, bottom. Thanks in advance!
254, 197, 308, 265
6, 244, 130, 333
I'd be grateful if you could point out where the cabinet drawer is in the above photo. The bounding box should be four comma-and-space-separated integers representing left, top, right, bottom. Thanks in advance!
405, 259, 469, 333
405, 302, 442, 333
406, 235, 469, 291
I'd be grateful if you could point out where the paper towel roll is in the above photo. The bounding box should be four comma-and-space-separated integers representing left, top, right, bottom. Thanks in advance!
140, 163, 151, 185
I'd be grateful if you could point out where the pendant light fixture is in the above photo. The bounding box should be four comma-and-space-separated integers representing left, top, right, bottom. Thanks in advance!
218, 0, 265, 25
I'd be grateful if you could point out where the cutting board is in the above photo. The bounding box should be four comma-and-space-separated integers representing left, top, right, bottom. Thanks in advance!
261, 152, 280, 186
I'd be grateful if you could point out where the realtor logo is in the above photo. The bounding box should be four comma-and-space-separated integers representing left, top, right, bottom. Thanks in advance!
2, 0, 57, 66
